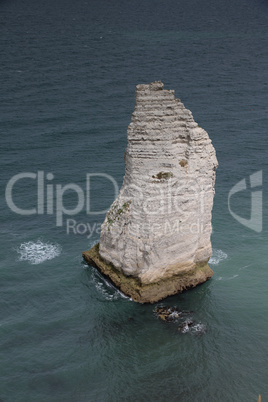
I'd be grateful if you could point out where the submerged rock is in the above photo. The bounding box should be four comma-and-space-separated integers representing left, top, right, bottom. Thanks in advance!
154, 305, 206, 335
178, 320, 195, 333
83, 81, 218, 303
154, 306, 193, 322
178, 321, 206, 335
154, 306, 183, 322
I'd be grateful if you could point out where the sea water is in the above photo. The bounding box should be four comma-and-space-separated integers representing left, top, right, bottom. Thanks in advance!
0, 0, 267, 400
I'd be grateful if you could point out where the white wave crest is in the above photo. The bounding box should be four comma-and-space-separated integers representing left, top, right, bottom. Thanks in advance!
91, 271, 131, 301
209, 249, 227, 265
17, 240, 62, 265
192, 323, 206, 334
180, 322, 206, 335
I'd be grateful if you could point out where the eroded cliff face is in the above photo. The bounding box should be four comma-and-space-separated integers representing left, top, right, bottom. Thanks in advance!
83, 81, 218, 302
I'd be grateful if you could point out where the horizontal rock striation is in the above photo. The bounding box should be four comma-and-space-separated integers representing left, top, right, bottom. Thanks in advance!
83, 81, 218, 303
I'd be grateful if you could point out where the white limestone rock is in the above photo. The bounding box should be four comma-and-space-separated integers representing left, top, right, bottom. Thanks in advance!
98, 81, 218, 286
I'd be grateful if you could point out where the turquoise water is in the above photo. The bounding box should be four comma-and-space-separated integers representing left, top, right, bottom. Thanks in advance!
1, 0, 268, 400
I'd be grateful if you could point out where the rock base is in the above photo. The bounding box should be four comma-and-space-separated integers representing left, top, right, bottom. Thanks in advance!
82, 244, 213, 304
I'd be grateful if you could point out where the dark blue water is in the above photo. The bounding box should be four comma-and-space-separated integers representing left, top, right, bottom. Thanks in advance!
1, 0, 268, 400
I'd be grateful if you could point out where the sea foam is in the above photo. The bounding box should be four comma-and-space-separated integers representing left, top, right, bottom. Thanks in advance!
209, 249, 228, 265
17, 240, 62, 265
90, 270, 131, 301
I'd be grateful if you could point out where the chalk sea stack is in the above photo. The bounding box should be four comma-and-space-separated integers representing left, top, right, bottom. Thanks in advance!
83, 81, 218, 303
